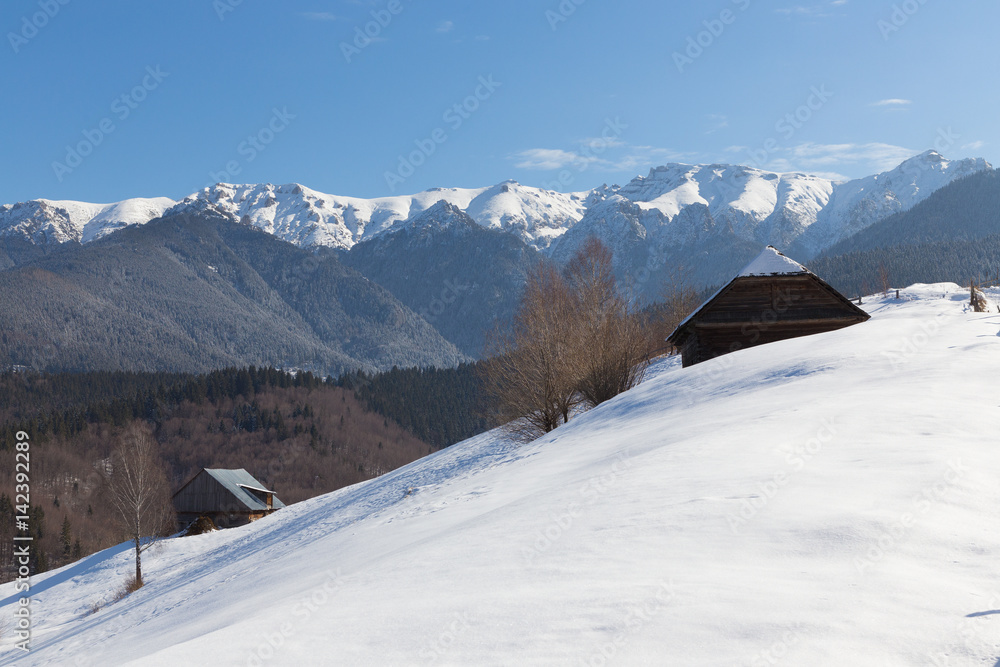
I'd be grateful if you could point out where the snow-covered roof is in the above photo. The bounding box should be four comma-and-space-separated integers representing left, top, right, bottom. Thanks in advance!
203, 468, 286, 511
668, 246, 816, 340
737, 245, 809, 277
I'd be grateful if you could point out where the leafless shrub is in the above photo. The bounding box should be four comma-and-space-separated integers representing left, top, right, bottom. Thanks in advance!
483, 263, 580, 442
565, 238, 649, 408
971, 281, 988, 312
653, 265, 702, 356
878, 262, 891, 296
483, 238, 652, 441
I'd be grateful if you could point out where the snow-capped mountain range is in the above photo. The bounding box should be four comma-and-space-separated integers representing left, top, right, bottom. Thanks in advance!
0, 150, 989, 259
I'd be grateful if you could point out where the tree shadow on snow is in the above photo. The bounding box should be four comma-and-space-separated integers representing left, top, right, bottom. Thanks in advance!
0, 541, 133, 608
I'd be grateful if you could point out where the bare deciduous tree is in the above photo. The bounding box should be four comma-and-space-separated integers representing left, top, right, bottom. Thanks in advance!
483, 263, 581, 441
877, 262, 891, 296
656, 264, 702, 356
105, 423, 174, 587
483, 238, 652, 441
565, 238, 649, 408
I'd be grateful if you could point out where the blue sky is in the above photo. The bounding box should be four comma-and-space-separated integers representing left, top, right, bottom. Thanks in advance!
3, 0, 998, 204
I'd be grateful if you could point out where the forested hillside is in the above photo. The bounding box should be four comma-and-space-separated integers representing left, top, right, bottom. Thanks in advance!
0, 212, 464, 375
810, 236, 1000, 299
809, 170, 1000, 296
338, 363, 493, 448
0, 361, 498, 582
342, 203, 542, 356
821, 169, 1000, 256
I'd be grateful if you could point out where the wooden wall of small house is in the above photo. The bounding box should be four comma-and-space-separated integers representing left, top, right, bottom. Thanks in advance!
681, 319, 859, 367
696, 276, 863, 325
173, 473, 243, 514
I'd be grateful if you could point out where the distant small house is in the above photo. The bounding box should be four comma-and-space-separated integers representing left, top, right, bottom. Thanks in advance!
667, 246, 869, 368
172, 468, 285, 529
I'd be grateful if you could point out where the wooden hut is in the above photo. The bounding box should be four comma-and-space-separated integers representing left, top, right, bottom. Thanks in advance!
172, 468, 285, 529
667, 246, 869, 368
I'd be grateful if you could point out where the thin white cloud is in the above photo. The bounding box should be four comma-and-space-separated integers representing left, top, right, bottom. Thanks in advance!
776, 1, 848, 17
300, 11, 338, 21
705, 114, 729, 135
872, 98, 912, 107
962, 140, 986, 151
787, 142, 917, 172
608, 148, 692, 172
436, 20, 454, 33
511, 144, 694, 173
475, 35, 490, 41
581, 136, 625, 150
513, 149, 599, 170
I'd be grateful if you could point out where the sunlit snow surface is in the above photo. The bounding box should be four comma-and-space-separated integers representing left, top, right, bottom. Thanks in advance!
1, 152, 990, 258
3, 284, 1000, 666
737, 245, 809, 277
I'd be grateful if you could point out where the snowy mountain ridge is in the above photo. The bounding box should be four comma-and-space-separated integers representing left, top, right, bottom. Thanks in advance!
552, 150, 990, 262
0, 151, 989, 258
3, 283, 1000, 664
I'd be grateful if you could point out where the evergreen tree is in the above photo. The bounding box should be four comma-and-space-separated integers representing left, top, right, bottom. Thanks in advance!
61, 516, 72, 558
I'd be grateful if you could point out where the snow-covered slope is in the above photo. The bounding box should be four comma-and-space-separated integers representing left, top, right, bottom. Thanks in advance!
0, 152, 987, 258
5, 284, 1000, 665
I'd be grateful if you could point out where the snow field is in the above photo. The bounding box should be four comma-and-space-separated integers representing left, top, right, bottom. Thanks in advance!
2, 283, 1000, 665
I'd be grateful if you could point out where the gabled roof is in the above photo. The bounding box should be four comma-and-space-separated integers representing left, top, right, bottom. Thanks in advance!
206, 469, 286, 511
174, 468, 286, 512
667, 246, 867, 345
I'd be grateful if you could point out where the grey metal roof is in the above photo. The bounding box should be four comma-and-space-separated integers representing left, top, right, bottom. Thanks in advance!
204, 468, 286, 511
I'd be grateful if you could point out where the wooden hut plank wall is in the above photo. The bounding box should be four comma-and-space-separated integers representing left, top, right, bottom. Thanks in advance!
172, 468, 285, 529
667, 246, 870, 368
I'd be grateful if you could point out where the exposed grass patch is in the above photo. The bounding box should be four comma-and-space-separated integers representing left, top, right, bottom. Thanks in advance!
89, 575, 142, 615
